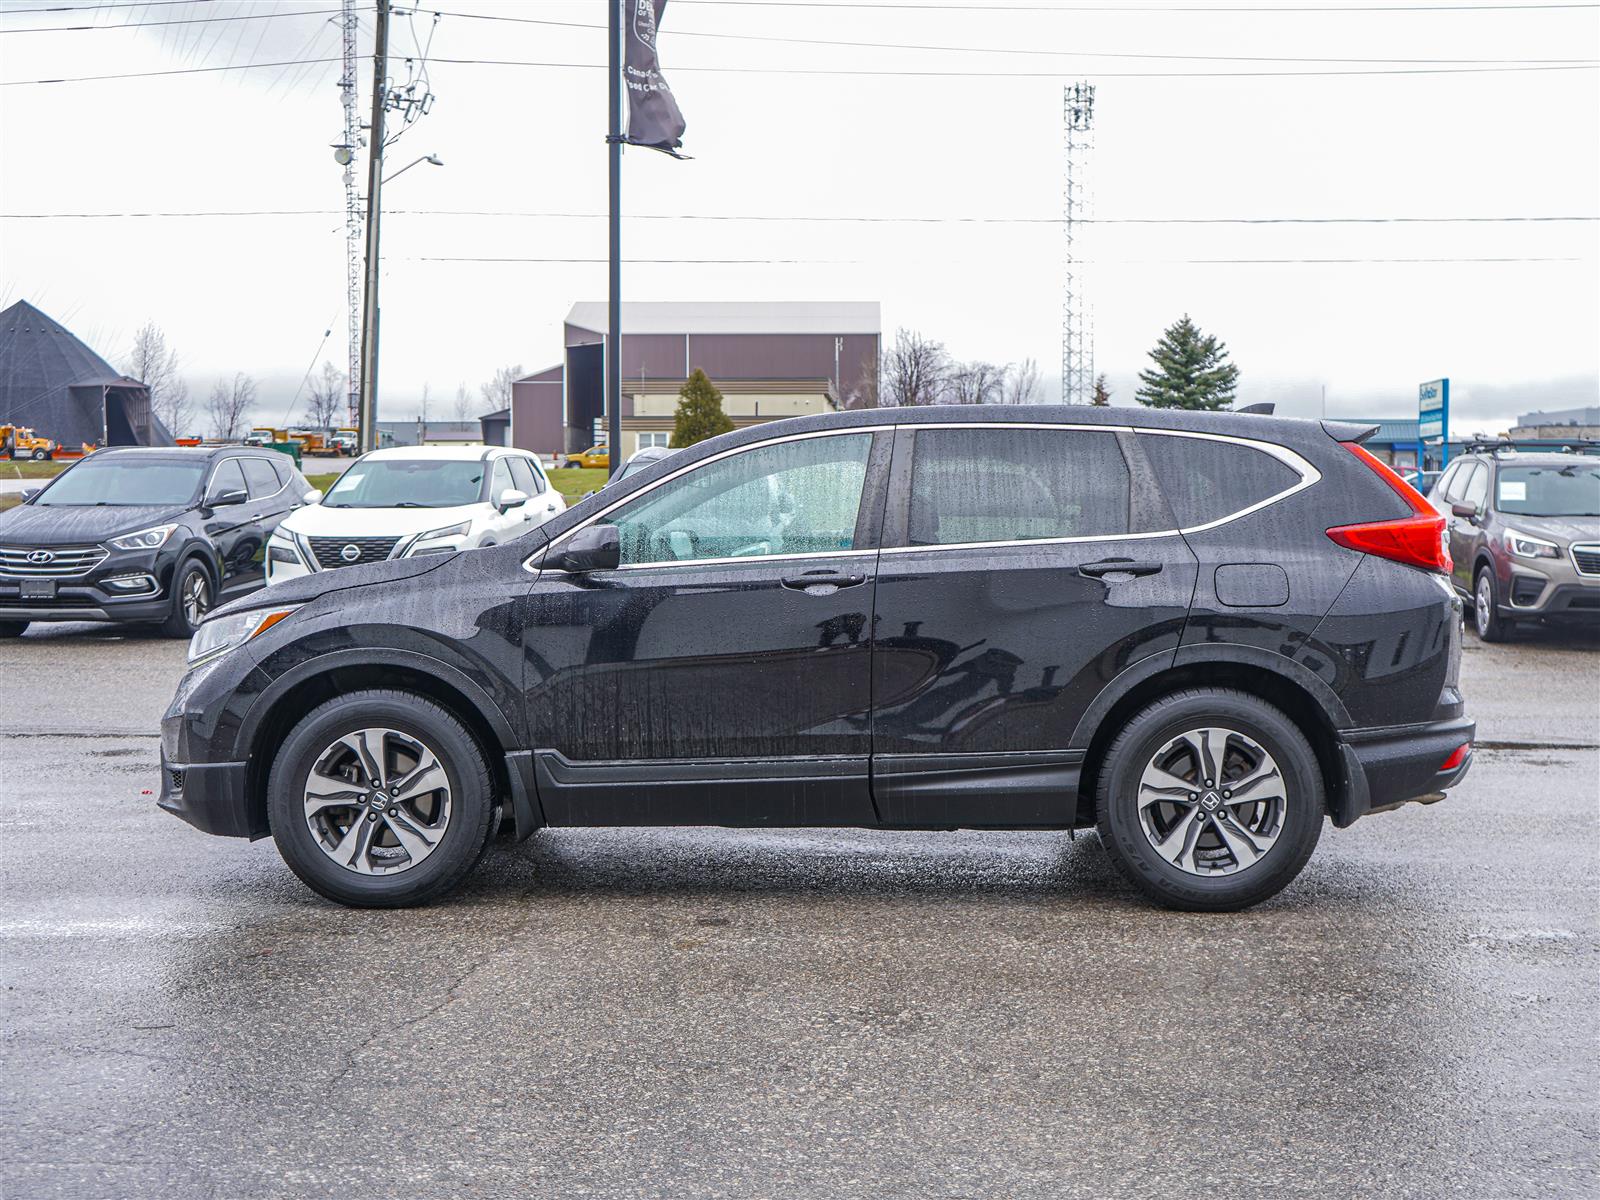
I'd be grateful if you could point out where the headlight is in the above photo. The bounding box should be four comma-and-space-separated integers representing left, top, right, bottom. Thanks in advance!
187, 606, 299, 666
1505, 529, 1559, 560
417, 520, 471, 542
109, 524, 178, 551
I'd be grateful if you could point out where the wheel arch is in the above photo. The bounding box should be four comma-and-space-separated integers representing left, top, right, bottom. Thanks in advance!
1070, 647, 1349, 828
237, 649, 523, 841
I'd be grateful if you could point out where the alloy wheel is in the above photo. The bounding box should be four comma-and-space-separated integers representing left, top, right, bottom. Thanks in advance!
1476, 573, 1493, 637
302, 728, 452, 876
182, 570, 210, 628
1136, 726, 1286, 877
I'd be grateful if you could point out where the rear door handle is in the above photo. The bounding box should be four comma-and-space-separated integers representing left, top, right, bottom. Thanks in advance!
1079, 559, 1163, 578
781, 569, 867, 593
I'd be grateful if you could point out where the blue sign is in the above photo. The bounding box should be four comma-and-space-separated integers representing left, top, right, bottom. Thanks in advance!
1418, 378, 1449, 470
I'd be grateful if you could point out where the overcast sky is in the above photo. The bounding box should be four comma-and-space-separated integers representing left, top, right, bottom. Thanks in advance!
2, 0, 1597, 434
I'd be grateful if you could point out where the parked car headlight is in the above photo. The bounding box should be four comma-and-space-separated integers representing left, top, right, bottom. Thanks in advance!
1505, 529, 1559, 560
109, 524, 178, 551
187, 606, 299, 666
406, 521, 472, 555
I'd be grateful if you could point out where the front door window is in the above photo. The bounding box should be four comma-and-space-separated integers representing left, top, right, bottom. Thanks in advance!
603, 433, 875, 565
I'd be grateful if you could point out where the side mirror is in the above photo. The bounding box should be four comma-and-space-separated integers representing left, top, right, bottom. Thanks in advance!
20, 487, 40, 503
207, 487, 248, 508
1450, 501, 1478, 521
497, 488, 529, 513
305, 488, 324, 504
548, 524, 620, 573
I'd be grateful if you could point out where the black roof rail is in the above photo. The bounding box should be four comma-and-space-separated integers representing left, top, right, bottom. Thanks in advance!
1461, 436, 1600, 457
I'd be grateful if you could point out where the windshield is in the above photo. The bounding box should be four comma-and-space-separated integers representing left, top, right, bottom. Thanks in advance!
1495, 463, 1600, 518
322, 459, 486, 508
36, 459, 205, 506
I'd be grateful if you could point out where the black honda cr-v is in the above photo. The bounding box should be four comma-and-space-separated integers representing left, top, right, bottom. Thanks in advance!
159, 406, 1474, 911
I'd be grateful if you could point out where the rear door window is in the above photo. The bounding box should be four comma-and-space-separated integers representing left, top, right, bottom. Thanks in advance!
1137, 433, 1302, 528
241, 457, 281, 498
905, 427, 1132, 545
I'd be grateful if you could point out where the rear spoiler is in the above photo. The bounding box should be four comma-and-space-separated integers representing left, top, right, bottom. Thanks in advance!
1322, 420, 1378, 444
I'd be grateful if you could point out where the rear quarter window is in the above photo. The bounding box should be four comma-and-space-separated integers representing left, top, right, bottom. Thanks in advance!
1138, 433, 1302, 528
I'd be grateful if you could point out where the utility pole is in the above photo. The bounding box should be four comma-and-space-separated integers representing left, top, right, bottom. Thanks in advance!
357, 0, 391, 454
338, 0, 361, 430
606, 0, 623, 477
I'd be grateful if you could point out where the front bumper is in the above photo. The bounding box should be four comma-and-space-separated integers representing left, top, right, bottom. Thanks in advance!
157, 749, 259, 838
1332, 715, 1476, 828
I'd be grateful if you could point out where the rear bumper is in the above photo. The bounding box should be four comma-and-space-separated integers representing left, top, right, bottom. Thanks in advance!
157, 749, 260, 839
1332, 715, 1475, 828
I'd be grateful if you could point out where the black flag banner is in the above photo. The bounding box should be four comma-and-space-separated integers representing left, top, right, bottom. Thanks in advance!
624, 0, 688, 156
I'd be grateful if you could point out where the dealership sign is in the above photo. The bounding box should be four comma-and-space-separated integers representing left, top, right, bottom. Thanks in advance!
1418, 378, 1450, 468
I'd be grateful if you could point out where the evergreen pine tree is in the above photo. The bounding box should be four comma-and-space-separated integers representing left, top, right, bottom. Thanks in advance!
1091, 373, 1111, 406
669, 368, 735, 448
1135, 315, 1239, 410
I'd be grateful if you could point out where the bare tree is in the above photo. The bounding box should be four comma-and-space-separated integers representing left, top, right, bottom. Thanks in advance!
454, 381, 473, 421
480, 364, 523, 412
947, 360, 1007, 405
1005, 358, 1042, 405
125, 321, 193, 435
305, 362, 346, 430
417, 382, 432, 440
207, 373, 256, 441
1091, 373, 1112, 406
882, 328, 949, 407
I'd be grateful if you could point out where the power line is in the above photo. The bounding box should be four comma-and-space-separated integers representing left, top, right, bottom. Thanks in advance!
670, 0, 1598, 10
420, 7, 1597, 66
3, 209, 1595, 224
404, 254, 1585, 264
0, 8, 350, 36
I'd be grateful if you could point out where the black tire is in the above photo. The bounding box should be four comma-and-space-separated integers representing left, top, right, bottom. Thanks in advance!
0, 620, 28, 638
1474, 566, 1512, 643
160, 558, 213, 639
267, 689, 495, 907
1095, 688, 1324, 912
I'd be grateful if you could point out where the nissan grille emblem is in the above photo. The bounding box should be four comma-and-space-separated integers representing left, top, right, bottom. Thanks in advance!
339, 543, 362, 563
27, 549, 55, 564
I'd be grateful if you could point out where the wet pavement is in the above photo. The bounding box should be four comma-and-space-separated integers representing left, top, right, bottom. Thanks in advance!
3, 623, 1597, 1198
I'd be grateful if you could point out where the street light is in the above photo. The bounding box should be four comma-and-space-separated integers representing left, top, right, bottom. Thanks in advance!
383, 153, 443, 184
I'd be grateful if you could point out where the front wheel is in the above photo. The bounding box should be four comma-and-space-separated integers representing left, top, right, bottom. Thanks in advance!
1096, 689, 1324, 912
31, 448, 49, 461
1474, 567, 1512, 642
160, 559, 212, 638
267, 690, 496, 907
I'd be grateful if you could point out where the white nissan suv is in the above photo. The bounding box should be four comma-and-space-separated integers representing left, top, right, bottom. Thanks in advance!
265, 446, 564, 583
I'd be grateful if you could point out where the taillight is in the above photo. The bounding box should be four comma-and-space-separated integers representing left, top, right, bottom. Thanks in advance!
1326, 442, 1452, 574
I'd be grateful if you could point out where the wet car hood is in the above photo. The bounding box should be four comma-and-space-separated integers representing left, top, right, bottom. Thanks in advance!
0, 503, 189, 545
210, 552, 457, 619
1498, 514, 1600, 544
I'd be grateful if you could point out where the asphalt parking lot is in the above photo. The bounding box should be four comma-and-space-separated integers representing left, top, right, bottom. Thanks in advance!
3, 623, 1597, 1198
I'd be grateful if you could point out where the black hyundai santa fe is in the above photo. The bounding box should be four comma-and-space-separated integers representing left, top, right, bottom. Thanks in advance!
160, 406, 1474, 910
0, 447, 317, 638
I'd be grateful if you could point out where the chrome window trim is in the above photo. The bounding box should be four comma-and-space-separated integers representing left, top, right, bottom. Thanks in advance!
524, 421, 1319, 573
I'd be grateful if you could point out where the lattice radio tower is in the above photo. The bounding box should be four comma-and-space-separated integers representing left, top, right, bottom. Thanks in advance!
337, 0, 363, 427
1061, 82, 1096, 405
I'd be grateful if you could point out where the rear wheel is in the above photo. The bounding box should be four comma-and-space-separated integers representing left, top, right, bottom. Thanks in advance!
1474, 567, 1512, 642
0, 620, 28, 638
267, 689, 495, 907
1096, 689, 1324, 911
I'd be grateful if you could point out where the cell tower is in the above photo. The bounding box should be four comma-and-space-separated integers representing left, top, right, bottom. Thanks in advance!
1061, 82, 1095, 405
337, 0, 362, 427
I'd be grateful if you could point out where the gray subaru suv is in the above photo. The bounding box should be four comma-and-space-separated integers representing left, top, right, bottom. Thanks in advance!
1427, 442, 1600, 640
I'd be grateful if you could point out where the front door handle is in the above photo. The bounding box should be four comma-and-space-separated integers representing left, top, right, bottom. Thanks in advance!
1079, 558, 1163, 578
781, 569, 867, 593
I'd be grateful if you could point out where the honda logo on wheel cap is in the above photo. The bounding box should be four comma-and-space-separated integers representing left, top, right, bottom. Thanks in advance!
27, 549, 55, 564
339, 544, 361, 563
